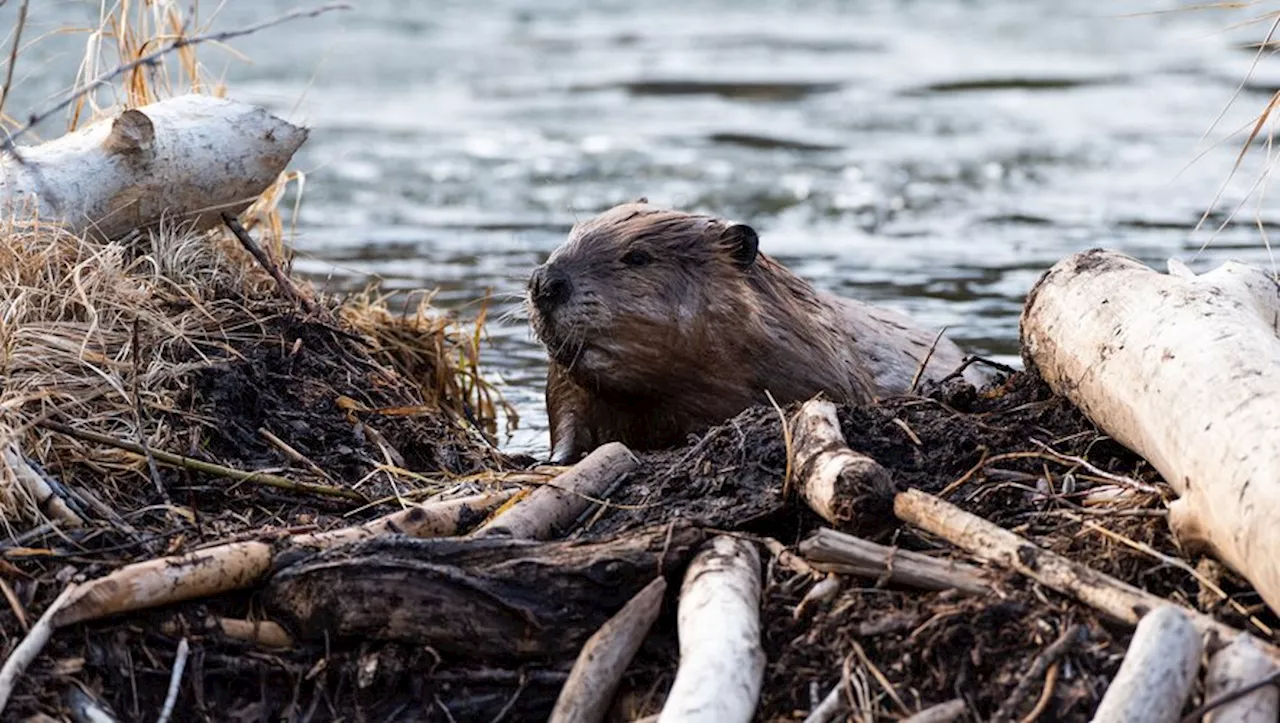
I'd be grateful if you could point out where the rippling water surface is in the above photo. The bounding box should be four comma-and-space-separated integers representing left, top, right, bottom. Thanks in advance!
7, 1, 1280, 455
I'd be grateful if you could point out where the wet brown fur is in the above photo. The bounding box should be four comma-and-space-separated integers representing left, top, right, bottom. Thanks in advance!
529, 202, 877, 461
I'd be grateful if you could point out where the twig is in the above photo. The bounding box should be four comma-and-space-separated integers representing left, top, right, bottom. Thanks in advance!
1181, 670, 1280, 723
802, 682, 845, 723
1028, 438, 1159, 494
0, 2, 352, 159
131, 317, 169, 503
0, 582, 79, 714
258, 427, 333, 481
1021, 663, 1059, 723
850, 639, 909, 715
222, 213, 315, 313
156, 637, 189, 723
38, 420, 366, 502
1084, 520, 1273, 637
908, 326, 948, 395
0, 0, 28, 123
991, 624, 1085, 723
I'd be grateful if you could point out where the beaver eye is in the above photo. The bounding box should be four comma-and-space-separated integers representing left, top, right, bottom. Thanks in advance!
621, 249, 653, 267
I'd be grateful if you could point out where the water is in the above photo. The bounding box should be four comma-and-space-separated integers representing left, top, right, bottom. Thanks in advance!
5, 0, 1280, 456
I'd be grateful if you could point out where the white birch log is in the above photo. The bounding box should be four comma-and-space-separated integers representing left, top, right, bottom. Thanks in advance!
658, 536, 765, 723
1021, 249, 1280, 613
472, 442, 637, 540
1091, 605, 1202, 723
550, 576, 667, 723
791, 399, 896, 531
1204, 634, 1280, 723
0, 94, 307, 239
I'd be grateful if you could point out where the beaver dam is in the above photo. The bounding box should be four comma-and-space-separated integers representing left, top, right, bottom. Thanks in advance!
6, 7, 1280, 723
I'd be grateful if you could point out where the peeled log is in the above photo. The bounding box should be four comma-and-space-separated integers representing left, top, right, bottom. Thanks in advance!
1021, 249, 1280, 613
1091, 606, 1202, 723
472, 442, 637, 540
1204, 634, 1280, 723
791, 399, 896, 532
550, 576, 667, 723
0, 94, 307, 239
658, 536, 765, 723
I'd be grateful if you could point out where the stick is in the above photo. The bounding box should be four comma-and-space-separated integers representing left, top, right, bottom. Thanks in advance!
1194, 634, 1280, 723
550, 576, 667, 723
155, 638, 189, 723
902, 699, 967, 723
3, 442, 84, 527
292, 490, 518, 548
799, 527, 991, 595
222, 213, 314, 313
52, 491, 513, 627
1092, 606, 1202, 723
791, 399, 896, 531
0, 3, 351, 159
38, 419, 366, 502
658, 536, 765, 723
802, 683, 846, 723
160, 616, 294, 649
893, 489, 1280, 660
63, 683, 119, 722
472, 442, 637, 540
0, 0, 29, 123
0, 582, 79, 714
990, 624, 1085, 723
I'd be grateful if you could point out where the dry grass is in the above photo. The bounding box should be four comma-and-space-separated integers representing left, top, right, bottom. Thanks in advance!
0, 1, 511, 533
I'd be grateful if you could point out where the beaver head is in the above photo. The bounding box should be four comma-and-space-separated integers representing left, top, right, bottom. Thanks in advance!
526, 201, 762, 396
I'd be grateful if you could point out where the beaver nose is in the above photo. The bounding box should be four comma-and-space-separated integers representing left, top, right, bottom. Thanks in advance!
530, 265, 573, 313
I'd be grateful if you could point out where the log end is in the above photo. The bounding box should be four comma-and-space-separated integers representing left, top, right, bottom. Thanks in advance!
102, 109, 155, 157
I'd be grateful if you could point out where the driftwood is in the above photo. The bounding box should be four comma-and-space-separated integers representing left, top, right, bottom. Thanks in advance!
267, 523, 702, 661
1021, 249, 1280, 613
1203, 634, 1280, 723
550, 576, 667, 723
50, 492, 512, 627
658, 536, 765, 723
0, 94, 306, 240
893, 489, 1279, 660
799, 527, 991, 594
1091, 606, 1202, 723
791, 399, 896, 531
473, 442, 637, 539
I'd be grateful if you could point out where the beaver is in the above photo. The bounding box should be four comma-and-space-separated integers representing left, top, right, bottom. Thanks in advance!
527, 201, 974, 462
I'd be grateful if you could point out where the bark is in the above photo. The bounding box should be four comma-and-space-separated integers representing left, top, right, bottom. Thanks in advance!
791, 399, 896, 532
266, 523, 702, 661
1204, 634, 1280, 723
473, 442, 638, 540
1091, 606, 1202, 723
658, 536, 765, 723
799, 527, 991, 594
1021, 249, 1280, 612
0, 94, 307, 240
550, 576, 667, 723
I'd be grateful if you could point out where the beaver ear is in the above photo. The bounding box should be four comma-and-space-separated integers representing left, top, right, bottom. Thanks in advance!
631, 196, 649, 205
722, 223, 759, 268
